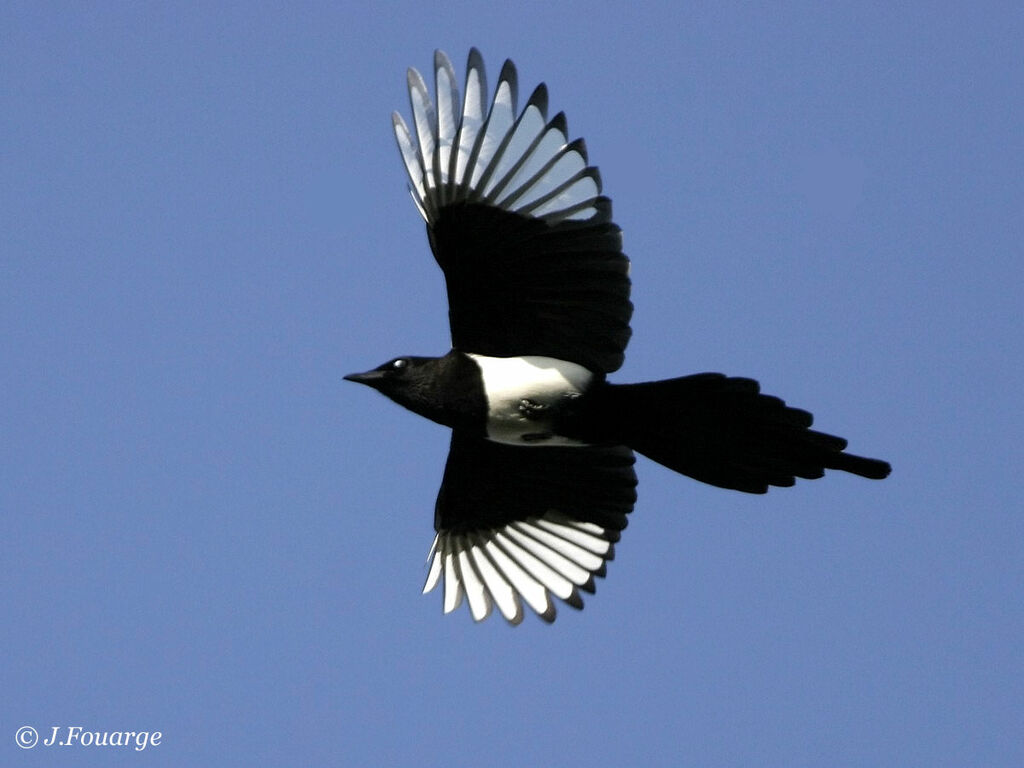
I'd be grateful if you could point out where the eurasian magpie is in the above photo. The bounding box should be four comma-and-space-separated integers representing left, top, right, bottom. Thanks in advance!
346, 49, 891, 625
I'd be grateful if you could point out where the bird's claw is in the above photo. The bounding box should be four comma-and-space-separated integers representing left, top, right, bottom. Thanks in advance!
518, 399, 547, 419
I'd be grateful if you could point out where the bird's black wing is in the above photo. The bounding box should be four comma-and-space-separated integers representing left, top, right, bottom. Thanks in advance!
424, 431, 637, 624
393, 49, 632, 373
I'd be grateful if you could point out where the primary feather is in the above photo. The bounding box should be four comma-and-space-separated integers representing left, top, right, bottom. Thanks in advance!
393, 49, 603, 225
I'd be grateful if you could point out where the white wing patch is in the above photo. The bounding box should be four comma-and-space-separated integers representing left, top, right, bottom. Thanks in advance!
423, 512, 617, 624
392, 49, 605, 225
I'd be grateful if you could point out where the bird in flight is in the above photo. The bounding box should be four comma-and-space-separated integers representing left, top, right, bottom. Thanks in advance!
346, 49, 891, 625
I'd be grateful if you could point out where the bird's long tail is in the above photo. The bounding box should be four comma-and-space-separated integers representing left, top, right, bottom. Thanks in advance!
587, 373, 890, 494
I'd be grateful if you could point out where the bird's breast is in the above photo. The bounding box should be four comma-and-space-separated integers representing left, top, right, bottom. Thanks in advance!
466, 354, 594, 446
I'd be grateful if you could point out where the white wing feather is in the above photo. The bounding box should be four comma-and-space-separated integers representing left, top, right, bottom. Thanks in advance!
422, 512, 617, 624
393, 49, 604, 224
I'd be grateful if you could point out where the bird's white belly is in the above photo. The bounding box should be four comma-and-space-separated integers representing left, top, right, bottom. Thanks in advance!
466, 354, 592, 446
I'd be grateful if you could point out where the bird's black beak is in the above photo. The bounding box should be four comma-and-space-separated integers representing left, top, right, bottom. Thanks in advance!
344, 369, 386, 388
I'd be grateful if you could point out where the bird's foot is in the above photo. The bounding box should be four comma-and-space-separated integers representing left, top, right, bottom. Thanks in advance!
518, 399, 548, 420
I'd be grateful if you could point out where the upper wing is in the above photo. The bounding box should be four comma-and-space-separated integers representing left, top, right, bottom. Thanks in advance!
393, 49, 633, 373
424, 431, 637, 624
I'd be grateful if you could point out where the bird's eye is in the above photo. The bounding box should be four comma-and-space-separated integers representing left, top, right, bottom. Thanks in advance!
392, 358, 408, 370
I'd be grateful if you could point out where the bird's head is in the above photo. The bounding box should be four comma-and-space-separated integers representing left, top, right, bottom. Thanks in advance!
345, 356, 450, 423
344, 356, 429, 391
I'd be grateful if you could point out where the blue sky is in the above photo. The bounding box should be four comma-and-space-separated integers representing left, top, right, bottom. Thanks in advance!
2, 2, 1021, 766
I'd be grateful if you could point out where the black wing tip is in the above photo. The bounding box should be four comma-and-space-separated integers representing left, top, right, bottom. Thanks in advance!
466, 47, 486, 80
526, 82, 549, 118
498, 57, 517, 81
537, 603, 557, 623
565, 136, 589, 163
592, 195, 613, 218
407, 66, 426, 90
497, 58, 518, 109
564, 590, 584, 611
433, 49, 452, 70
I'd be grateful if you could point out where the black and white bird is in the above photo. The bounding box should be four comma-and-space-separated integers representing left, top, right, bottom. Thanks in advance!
346, 49, 891, 625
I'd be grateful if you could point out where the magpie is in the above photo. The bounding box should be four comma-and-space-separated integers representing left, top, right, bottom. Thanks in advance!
346, 49, 891, 625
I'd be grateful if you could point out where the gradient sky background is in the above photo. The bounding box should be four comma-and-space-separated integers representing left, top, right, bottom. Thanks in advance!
3, 2, 1021, 766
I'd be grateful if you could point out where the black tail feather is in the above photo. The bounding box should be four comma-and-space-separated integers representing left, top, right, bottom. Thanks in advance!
588, 373, 891, 494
